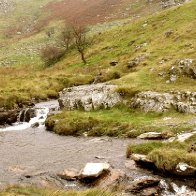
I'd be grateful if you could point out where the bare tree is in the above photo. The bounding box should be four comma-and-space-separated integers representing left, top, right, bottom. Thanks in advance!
60, 26, 73, 50
72, 25, 90, 64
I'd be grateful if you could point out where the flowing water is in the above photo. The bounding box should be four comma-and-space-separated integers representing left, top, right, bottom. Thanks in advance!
0, 100, 195, 195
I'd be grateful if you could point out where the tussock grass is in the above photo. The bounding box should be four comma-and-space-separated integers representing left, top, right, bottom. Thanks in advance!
148, 148, 196, 171
127, 135, 196, 171
0, 186, 113, 196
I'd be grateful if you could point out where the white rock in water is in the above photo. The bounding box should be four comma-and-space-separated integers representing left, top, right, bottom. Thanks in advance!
79, 163, 110, 178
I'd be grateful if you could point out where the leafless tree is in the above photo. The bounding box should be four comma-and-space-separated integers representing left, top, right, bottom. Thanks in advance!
72, 25, 90, 64
60, 26, 73, 50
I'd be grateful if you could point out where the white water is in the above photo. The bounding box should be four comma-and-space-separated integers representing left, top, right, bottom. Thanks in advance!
0, 100, 58, 132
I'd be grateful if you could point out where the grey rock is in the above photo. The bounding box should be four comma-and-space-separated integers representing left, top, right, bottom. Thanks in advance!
58, 83, 122, 111
130, 91, 196, 113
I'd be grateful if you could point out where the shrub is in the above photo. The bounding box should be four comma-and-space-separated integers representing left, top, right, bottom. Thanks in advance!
40, 46, 65, 67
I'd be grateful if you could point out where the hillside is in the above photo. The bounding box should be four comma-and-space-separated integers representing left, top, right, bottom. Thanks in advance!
0, 0, 195, 109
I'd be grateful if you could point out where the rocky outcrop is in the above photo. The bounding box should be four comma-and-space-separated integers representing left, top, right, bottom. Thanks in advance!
167, 59, 196, 83
160, 0, 190, 8
58, 83, 122, 111
130, 91, 196, 113
0, 109, 18, 125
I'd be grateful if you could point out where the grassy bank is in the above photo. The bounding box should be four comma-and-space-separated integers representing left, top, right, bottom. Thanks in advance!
127, 135, 196, 171
0, 186, 113, 196
45, 106, 195, 137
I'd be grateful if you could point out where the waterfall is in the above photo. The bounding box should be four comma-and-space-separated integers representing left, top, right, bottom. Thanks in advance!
0, 100, 59, 132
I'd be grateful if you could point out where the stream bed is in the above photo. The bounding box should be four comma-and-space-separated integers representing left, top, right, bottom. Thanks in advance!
0, 100, 195, 195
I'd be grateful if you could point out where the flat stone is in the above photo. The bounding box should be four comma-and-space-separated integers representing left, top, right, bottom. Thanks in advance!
138, 132, 163, 139
79, 163, 110, 179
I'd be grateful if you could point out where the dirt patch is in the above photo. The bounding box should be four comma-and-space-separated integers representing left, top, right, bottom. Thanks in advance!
42, 0, 161, 26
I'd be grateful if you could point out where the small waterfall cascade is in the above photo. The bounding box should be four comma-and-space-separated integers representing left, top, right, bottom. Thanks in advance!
0, 100, 59, 132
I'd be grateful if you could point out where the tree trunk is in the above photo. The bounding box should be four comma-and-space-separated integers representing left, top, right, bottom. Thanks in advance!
80, 51, 86, 64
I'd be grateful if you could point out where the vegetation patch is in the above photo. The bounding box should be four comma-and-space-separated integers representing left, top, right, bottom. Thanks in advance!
0, 186, 113, 196
45, 107, 195, 137
127, 134, 196, 172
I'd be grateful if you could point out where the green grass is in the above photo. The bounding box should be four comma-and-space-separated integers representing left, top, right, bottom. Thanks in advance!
45, 106, 195, 137
127, 134, 196, 172
0, 186, 113, 196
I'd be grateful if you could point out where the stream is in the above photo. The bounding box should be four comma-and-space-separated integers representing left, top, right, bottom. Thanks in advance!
0, 100, 195, 195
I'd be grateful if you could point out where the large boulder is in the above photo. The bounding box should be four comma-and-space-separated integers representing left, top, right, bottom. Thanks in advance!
58, 83, 122, 111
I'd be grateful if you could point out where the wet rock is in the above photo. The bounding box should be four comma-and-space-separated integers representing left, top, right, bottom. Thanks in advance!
138, 132, 166, 140
19, 108, 36, 122
0, 110, 18, 125
175, 162, 196, 176
31, 122, 39, 128
59, 83, 122, 111
97, 169, 127, 189
131, 154, 154, 168
79, 163, 110, 181
57, 168, 80, 181
125, 176, 160, 193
